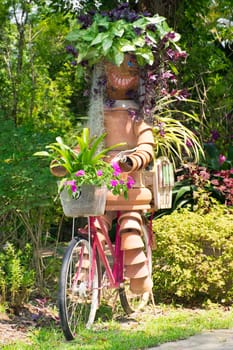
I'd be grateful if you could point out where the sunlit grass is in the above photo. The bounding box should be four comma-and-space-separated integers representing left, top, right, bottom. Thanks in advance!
2, 305, 233, 350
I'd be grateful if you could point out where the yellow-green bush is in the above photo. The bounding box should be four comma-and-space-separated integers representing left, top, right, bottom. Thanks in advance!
152, 206, 233, 304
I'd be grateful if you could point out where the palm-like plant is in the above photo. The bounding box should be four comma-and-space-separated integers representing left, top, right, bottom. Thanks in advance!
34, 128, 134, 199
152, 95, 204, 166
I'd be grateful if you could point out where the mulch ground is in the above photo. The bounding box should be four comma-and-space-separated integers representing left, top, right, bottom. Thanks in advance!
0, 300, 59, 346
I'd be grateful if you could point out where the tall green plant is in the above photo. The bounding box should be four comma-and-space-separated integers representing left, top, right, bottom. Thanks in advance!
0, 243, 35, 307
152, 95, 203, 165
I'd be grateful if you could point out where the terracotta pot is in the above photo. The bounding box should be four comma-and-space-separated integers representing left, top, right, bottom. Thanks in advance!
130, 154, 143, 170
95, 214, 112, 232
124, 248, 147, 265
137, 143, 154, 157
50, 160, 67, 177
106, 187, 152, 211
137, 129, 155, 145
130, 276, 153, 294
81, 255, 90, 269
78, 271, 88, 280
134, 151, 149, 167
118, 211, 142, 225
136, 150, 152, 164
121, 231, 144, 250
124, 261, 149, 278
104, 108, 137, 149
119, 218, 142, 233
104, 54, 139, 100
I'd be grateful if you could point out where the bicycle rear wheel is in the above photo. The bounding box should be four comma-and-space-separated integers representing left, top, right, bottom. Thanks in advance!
119, 223, 152, 314
58, 236, 100, 340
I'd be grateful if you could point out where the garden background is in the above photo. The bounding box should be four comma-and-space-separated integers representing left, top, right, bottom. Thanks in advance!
0, 0, 233, 312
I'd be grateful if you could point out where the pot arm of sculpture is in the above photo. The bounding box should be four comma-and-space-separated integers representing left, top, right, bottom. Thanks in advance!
118, 120, 155, 173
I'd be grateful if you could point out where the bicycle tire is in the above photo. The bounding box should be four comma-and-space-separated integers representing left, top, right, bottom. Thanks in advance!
58, 236, 101, 340
119, 223, 152, 314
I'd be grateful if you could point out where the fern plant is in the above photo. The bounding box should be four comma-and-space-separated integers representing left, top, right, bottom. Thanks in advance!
0, 243, 35, 308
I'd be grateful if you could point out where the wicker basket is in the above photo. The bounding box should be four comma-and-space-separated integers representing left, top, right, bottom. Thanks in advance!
60, 185, 107, 217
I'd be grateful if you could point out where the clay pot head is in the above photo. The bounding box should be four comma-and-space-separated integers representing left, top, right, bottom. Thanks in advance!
105, 54, 139, 100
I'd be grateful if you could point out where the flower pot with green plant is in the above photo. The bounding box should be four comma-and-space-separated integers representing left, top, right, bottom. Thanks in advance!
34, 128, 135, 216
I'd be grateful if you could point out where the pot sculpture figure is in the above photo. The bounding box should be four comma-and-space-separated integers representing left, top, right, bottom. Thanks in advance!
88, 54, 154, 294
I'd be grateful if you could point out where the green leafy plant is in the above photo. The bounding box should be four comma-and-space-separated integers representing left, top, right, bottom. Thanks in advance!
0, 243, 35, 308
152, 97, 203, 165
152, 206, 233, 304
34, 128, 135, 199
66, 4, 181, 67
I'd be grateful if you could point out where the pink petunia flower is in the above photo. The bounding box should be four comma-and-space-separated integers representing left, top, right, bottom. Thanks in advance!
111, 162, 121, 176
65, 180, 77, 193
126, 176, 135, 189
110, 179, 118, 187
75, 170, 85, 176
96, 170, 103, 176
219, 154, 226, 165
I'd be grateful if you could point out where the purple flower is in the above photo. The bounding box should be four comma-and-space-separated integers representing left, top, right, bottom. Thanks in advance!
126, 176, 135, 189
110, 179, 118, 187
219, 154, 226, 165
75, 170, 85, 176
97, 170, 103, 176
65, 180, 77, 193
128, 108, 137, 120
65, 45, 78, 57
186, 139, 193, 147
134, 27, 142, 36
162, 71, 175, 80
210, 130, 220, 142
111, 162, 121, 176
199, 170, 210, 181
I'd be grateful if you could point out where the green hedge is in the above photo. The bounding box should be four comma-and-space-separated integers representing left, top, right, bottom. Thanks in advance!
152, 206, 233, 305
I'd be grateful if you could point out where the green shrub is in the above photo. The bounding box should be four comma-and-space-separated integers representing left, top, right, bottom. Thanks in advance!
152, 206, 233, 305
0, 243, 35, 308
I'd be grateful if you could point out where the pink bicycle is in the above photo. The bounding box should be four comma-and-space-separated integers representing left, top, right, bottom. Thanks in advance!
58, 212, 153, 341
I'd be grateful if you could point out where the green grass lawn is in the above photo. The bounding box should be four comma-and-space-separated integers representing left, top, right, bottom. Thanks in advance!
2, 304, 233, 350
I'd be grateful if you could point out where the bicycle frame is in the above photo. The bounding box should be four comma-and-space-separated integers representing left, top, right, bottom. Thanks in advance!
87, 213, 124, 290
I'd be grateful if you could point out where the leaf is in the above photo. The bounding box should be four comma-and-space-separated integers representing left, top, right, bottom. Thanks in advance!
91, 32, 109, 46
112, 50, 124, 66
33, 151, 50, 157
66, 29, 81, 41
102, 38, 113, 53
121, 44, 136, 52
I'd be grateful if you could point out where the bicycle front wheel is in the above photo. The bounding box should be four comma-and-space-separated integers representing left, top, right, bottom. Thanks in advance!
119, 223, 152, 314
58, 236, 100, 340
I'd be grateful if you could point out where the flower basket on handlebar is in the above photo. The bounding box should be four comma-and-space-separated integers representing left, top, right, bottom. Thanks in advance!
60, 184, 107, 217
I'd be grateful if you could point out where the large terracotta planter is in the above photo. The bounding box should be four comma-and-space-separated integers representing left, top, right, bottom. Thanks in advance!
106, 187, 152, 211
